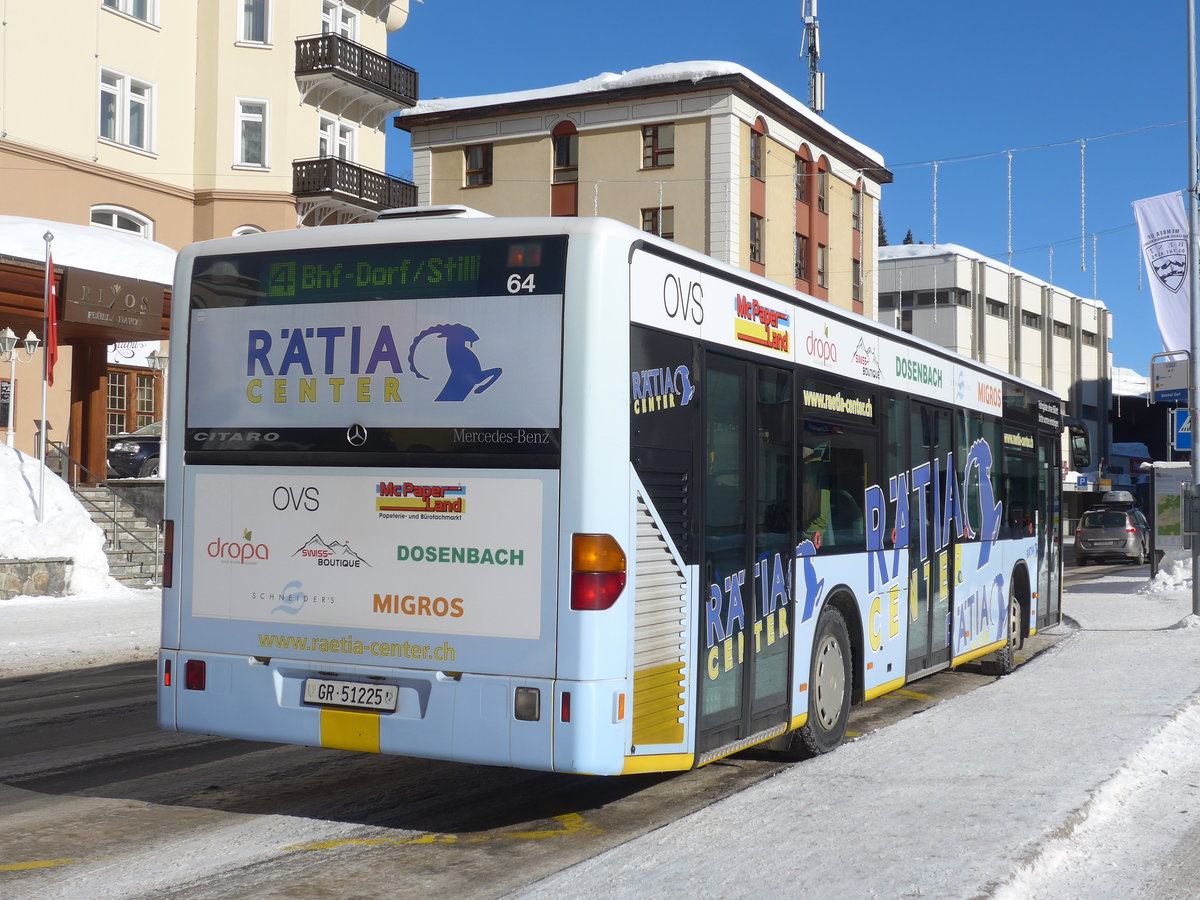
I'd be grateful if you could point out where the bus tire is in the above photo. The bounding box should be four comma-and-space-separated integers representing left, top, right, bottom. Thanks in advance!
786, 605, 852, 759
991, 583, 1024, 676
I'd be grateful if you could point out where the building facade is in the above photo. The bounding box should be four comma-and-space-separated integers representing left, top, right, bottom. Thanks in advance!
0, 0, 418, 477
396, 62, 892, 316
877, 244, 1113, 520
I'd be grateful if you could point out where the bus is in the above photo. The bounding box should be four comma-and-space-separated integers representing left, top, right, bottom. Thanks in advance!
157, 208, 1065, 774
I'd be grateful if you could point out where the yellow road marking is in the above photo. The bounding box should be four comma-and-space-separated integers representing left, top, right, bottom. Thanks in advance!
284, 812, 601, 853
0, 858, 81, 871
897, 689, 933, 701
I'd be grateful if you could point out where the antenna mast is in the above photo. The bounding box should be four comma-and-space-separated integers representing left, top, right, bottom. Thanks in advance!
801, 0, 825, 115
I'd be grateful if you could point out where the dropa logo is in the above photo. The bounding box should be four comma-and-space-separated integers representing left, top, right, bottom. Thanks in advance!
207, 528, 269, 564
376, 481, 466, 515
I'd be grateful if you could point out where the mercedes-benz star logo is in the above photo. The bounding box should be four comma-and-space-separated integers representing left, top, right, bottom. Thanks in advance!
346, 423, 368, 447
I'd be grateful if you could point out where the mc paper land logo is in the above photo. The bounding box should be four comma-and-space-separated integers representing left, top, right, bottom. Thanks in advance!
734, 293, 791, 354
376, 480, 466, 519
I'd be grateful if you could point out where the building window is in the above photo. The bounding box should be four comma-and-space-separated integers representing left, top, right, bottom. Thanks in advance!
1021, 310, 1043, 329
107, 375, 127, 435
642, 124, 674, 168
102, 0, 155, 25
318, 116, 355, 160
99, 69, 153, 151
464, 144, 493, 187
552, 122, 578, 184
852, 186, 863, 231
236, 100, 267, 167
107, 369, 160, 435
795, 233, 809, 281
1053, 321, 1071, 338
817, 168, 828, 213
90, 205, 152, 238
899, 309, 913, 333
878, 292, 897, 310
642, 207, 674, 240
321, 0, 356, 39
1082, 330, 1097, 346
795, 156, 809, 204
954, 290, 972, 308
750, 120, 765, 180
817, 244, 827, 287
749, 214, 764, 263
852, 259, 862, 303
986, 299, 1010, 319
240, 0, 269, 43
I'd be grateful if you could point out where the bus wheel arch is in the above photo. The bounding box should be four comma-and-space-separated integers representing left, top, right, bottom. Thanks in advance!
783, 591, 857, 759
990, 563, 1030, 675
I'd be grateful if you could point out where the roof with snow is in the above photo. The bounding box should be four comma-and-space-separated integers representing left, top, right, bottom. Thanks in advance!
396, 60, 887, 173
879, 242, 1108, 310
0, 215, 176, 286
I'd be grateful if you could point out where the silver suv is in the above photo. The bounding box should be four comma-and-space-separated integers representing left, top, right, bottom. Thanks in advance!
1074, 507, 1150, 566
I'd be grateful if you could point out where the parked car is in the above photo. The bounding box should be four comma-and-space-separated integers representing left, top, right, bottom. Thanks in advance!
1074, 506, 1150, 566
107, 421, 162, 478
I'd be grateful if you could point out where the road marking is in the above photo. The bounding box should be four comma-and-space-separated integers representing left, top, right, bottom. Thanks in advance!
897, 689, 934, 701
284, 812, 602, 853
0, 858, 81, 871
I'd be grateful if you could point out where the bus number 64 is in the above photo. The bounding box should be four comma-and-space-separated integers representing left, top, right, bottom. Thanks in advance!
507, 273, 536, 293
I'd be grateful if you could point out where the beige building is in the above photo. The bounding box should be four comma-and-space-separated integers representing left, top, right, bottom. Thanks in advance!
877, 244, 1113, 519
0, 0, 418, 477
395, 62, 891, 317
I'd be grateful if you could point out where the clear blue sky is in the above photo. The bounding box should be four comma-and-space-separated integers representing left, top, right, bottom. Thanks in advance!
387, 0, 1192, 374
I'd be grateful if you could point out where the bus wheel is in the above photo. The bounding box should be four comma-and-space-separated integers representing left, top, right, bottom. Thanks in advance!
785, 605, 852, 759
991, 585, 1023, 676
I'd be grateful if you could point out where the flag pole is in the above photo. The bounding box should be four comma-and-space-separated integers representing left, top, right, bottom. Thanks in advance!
38, 231, 53, 525
1188, 0, 1200, 615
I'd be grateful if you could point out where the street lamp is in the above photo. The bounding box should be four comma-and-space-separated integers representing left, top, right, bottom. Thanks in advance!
0, 326, 41, 449
147, 347, 168, 479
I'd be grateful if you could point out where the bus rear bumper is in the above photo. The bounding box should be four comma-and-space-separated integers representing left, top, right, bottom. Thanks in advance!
156, 650, 632, 774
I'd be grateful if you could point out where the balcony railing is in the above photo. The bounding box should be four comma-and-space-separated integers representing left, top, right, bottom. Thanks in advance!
295, 33, 418, 109
293, 157, 417, 213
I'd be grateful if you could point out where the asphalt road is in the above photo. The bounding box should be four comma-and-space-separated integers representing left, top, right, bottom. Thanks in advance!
0, 574, 1100, 899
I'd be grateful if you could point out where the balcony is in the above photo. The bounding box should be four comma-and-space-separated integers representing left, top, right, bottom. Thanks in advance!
293, 157, 417, 225
295, 34, 418, 129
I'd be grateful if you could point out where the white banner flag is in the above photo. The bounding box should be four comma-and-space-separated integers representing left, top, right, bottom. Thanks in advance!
1133, 191, 1190, 353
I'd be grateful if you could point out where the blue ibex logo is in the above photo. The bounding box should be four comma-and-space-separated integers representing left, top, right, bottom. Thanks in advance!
407, 324, 502, 401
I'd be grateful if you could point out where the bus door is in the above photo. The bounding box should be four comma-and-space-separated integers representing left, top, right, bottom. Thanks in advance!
698, 355, 793, 754
1037, 435, 1063, 626
906, 402, 953, 675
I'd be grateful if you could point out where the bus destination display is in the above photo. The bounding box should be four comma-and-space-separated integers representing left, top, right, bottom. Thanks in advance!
191, 236, 567, 308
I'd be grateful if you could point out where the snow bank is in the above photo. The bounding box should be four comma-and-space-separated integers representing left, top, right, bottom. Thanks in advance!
1141, 552, 1192, 594
0, 445, 112, 593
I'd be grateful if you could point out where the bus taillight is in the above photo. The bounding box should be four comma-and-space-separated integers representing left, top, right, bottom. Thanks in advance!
162, 519, 174, 588
570, 533, 626, 610
184, 660, 206, 691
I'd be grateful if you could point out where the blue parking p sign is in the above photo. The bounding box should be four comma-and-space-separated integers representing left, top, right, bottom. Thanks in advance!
1174, 409, 1192, 452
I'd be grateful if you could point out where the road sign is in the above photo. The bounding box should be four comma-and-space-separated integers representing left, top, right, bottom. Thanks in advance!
1173, 408, 1192, 452
1153, 353, 1190, 403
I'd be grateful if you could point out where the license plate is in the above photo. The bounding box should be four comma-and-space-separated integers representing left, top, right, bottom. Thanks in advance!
304, 678, 398, 712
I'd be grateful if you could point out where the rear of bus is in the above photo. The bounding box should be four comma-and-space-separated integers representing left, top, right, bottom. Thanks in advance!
156, 216, 638, 774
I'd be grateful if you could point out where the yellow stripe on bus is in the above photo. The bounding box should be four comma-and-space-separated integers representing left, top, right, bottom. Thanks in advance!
621, 752, 694, 774
631, 662, 686, 746
864, 676, 906, 702
951, 638, 1007, 668
320, 708, 380, 753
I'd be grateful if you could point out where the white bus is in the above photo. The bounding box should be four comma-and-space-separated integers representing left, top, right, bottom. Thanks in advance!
157, 209, 1065, 774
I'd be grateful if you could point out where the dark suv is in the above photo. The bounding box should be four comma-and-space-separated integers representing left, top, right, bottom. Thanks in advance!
1074, 506, 1150, 566
107, 421, 162, 478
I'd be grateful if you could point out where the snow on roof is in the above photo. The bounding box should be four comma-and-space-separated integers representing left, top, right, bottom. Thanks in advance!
0, 215, 176, 286
1113, 366, 1149, 397
397, 60, 885, 167
879, 242, 1108, 309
